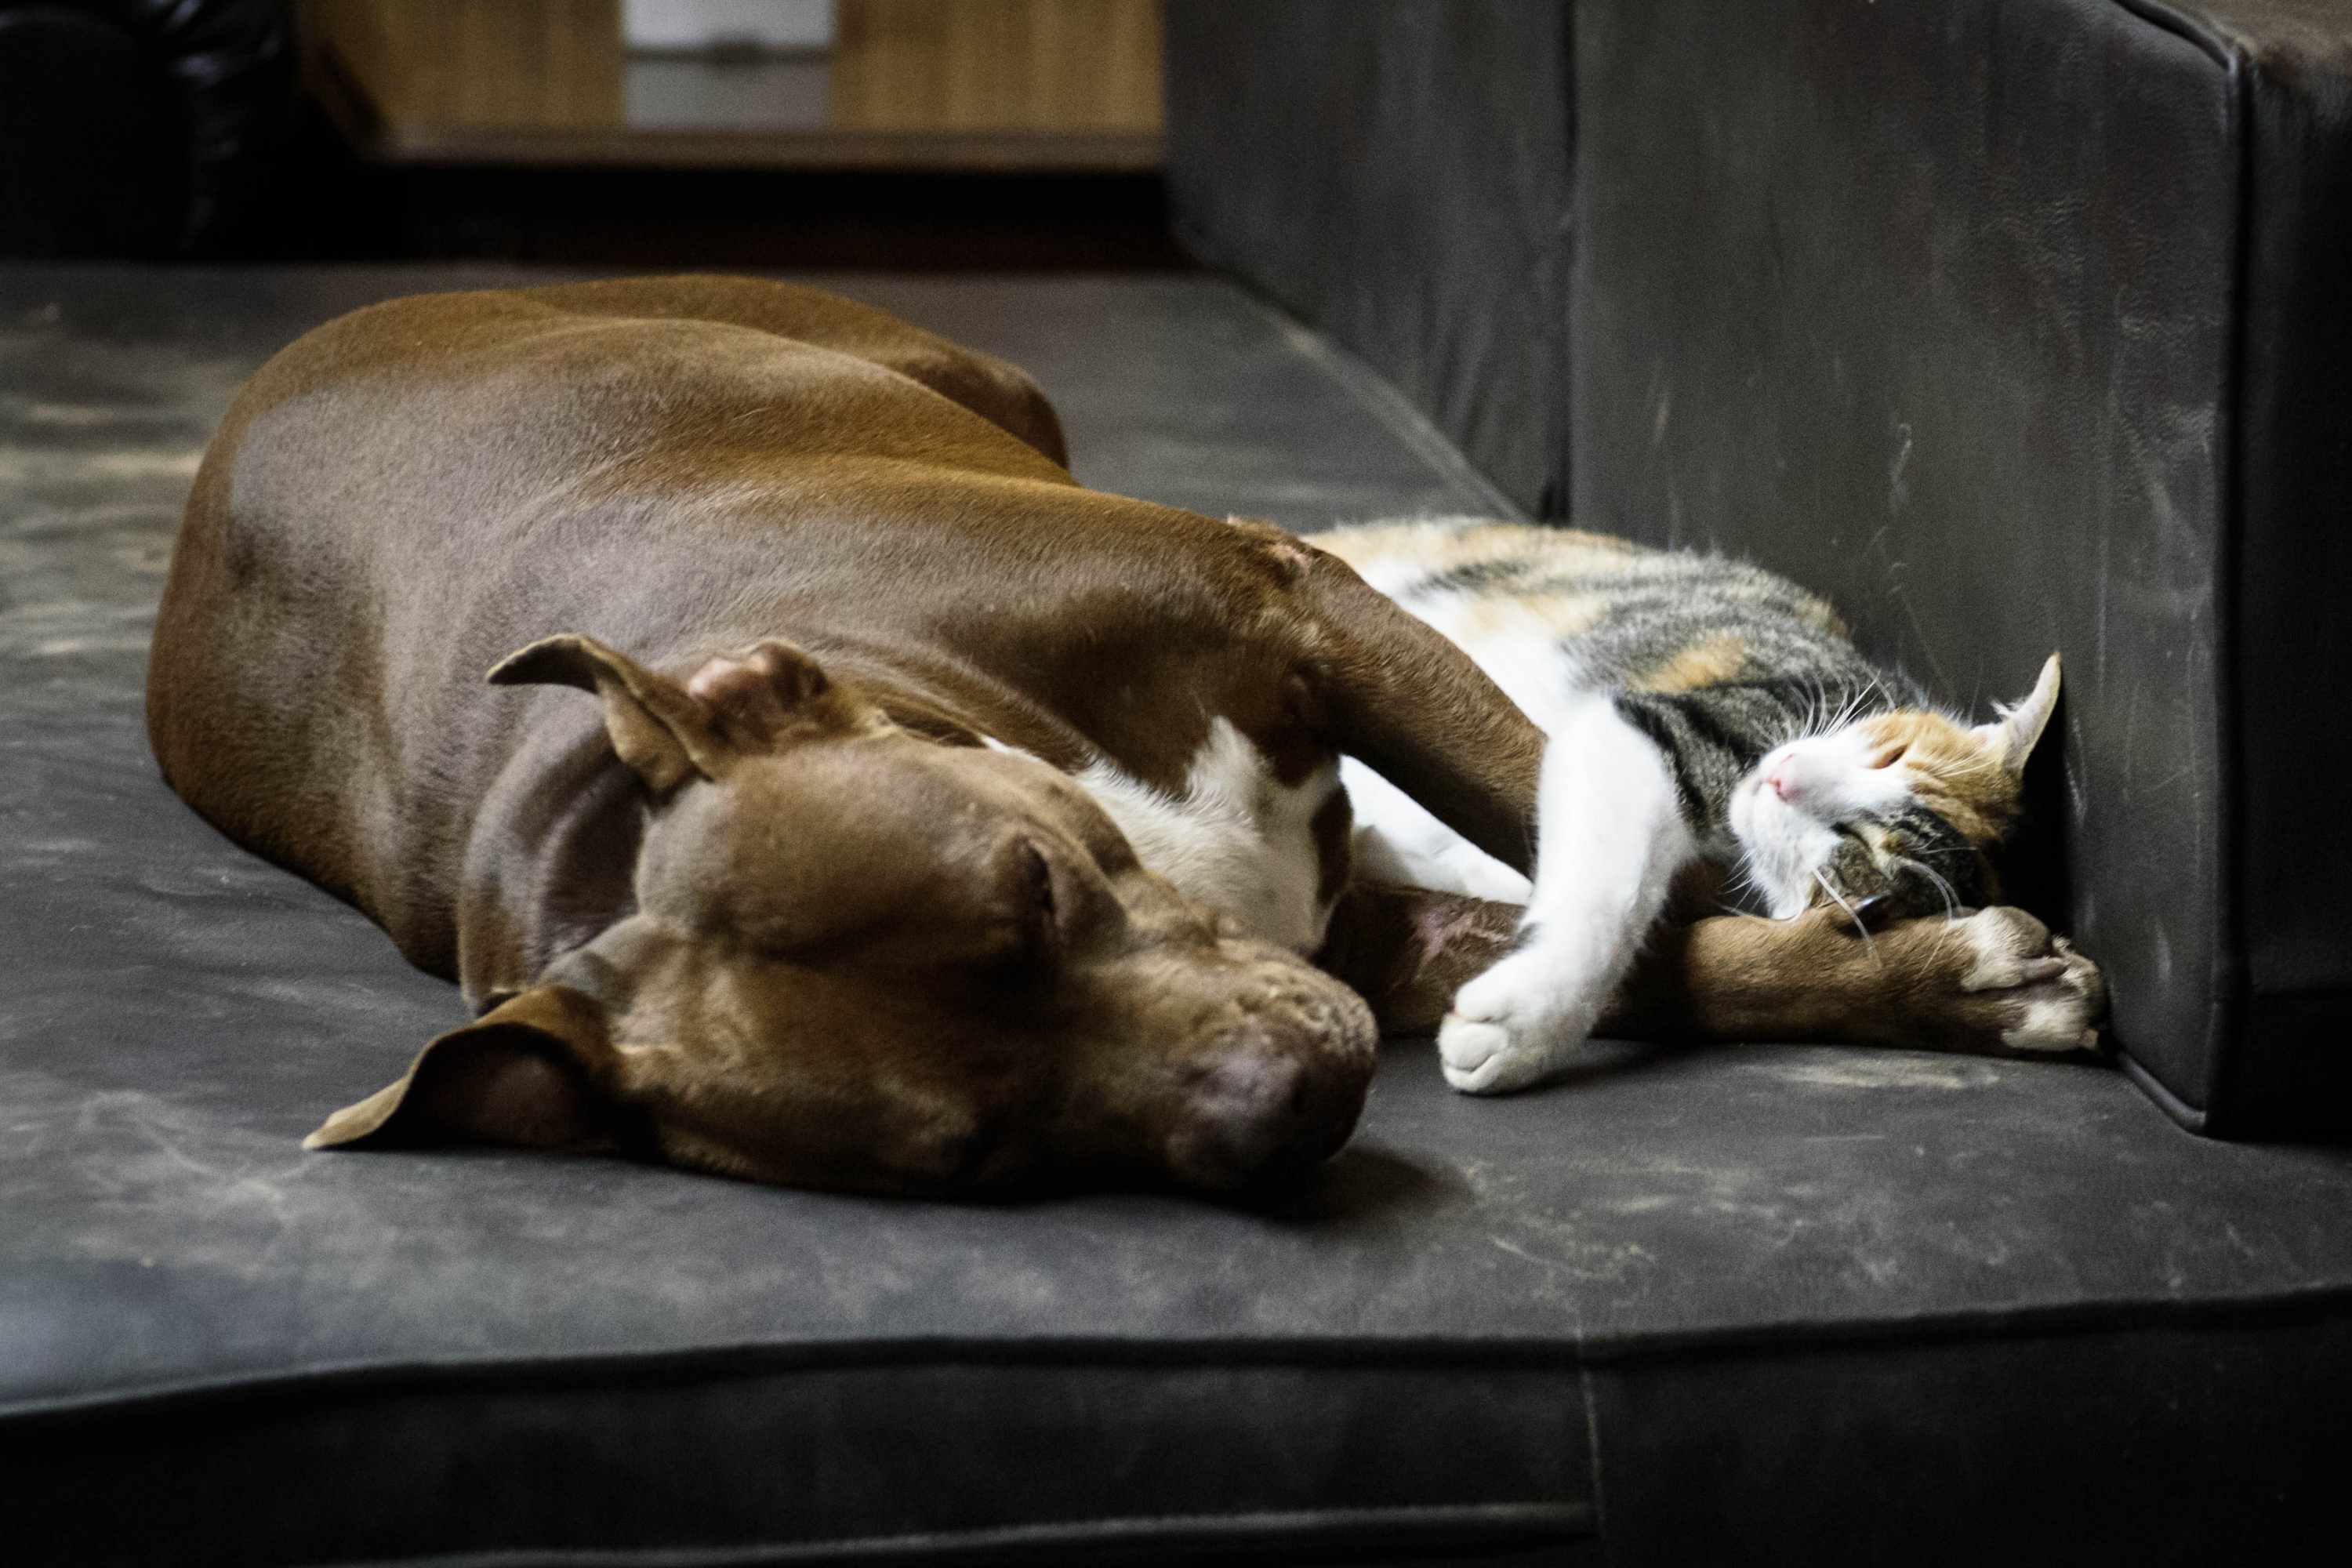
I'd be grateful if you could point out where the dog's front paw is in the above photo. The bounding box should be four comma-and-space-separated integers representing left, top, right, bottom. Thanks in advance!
1950, 906, 2107, 1054
1436, 949, 1600, 1094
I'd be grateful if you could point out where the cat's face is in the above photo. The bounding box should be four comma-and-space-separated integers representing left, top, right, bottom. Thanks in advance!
1727, 655, 2060, 920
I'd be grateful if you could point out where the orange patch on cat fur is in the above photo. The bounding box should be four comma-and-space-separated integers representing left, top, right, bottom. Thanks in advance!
1316, 521, 1637, 585
1857, 710, 2021, 841
1454, 590, 1610, 644
1631, 633, 1751, 692
1794, 599, 1849, 637
1317, 522, 1528, 576
1544, 527, 1643, 554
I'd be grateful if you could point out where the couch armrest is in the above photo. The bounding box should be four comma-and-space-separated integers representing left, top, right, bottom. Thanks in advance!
1573, 0, 2352, 1134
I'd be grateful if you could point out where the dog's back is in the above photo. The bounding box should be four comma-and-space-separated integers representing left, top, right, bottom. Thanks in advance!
147, 278, 1078, 963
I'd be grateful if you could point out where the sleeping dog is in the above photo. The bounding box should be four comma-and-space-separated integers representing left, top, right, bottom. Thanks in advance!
147, 277, 2100, 1196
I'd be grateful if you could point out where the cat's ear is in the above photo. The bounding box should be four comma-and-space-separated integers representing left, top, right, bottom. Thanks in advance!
1974, 653, 2060, 773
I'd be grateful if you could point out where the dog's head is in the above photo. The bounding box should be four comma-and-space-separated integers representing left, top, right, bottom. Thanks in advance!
307, 635, 1377, 1197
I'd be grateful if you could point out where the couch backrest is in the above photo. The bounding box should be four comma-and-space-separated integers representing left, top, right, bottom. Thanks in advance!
1163, 0, 1573, 521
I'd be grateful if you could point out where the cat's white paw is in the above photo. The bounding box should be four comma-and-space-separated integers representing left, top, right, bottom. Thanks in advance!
1952, 906, 2107, 1053
1436, 1018, 1541, 1094
1436, 949, 1602, 1094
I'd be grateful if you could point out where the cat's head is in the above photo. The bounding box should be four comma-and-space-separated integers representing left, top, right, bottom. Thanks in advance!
1727, 655, 2060, 920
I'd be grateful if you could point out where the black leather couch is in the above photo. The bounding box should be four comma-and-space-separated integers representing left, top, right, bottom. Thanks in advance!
6, 4, 2352, 1564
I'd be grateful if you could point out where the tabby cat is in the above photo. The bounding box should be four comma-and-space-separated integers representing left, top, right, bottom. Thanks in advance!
1313, 519, 2067, 1094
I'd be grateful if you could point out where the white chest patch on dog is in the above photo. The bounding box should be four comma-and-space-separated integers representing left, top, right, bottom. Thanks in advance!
1077, 717, 1339, 953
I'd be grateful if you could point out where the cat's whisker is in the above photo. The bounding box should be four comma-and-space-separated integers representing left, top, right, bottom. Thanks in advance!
1813, 869, 1877, 958
1832, 676, 1886, 734
1905, 859, 1965, 926
1802, 678, 1832, 739
1723, 859, 1769, 912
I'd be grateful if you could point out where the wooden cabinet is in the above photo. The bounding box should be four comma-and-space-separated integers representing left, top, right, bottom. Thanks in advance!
308, 0, 1163, 169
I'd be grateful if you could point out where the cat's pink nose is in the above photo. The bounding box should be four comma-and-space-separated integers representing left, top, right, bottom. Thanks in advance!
1767, 762, 1797, 801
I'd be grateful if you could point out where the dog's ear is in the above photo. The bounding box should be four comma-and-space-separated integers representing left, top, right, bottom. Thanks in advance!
490, 634, 722, 792
489, 633, 866, 792
681, 638, 881, 751
304, 987, 641, 1155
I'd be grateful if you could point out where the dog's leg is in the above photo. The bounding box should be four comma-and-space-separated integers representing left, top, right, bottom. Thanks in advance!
1316, 881, 1520, 1036
1293, 545, 1650, 1087
1289, 543, 1548, 873
1320, 887, 2105, 1057
1610, 905, 2106, 1056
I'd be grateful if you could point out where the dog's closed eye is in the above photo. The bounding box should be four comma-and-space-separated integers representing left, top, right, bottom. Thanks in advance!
979, 843, 1062, 985
1025, 842, 1057, 923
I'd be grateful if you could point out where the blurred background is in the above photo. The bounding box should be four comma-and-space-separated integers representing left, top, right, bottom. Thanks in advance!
0, 0, 1186, 269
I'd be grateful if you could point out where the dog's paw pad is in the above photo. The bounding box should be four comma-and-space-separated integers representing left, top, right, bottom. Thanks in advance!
1954, 906, 2062, 993
1998, 939, 2107, 1054
1947, 912, 2106, 1052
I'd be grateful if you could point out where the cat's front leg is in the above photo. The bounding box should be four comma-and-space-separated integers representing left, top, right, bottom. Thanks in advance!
1438, 698, 1697, 1093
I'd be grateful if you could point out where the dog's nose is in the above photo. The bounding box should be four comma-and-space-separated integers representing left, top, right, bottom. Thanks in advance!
1165, 1039, 1365, 1193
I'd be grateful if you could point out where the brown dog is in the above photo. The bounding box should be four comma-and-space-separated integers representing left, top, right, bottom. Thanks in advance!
147, 277, 2095, 1196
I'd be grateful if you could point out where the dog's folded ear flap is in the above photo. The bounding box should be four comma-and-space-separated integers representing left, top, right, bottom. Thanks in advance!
681, 638, 880, 751
304, 987, 640, 1156
488, 633, 869, 790
490, 633, 724, 793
